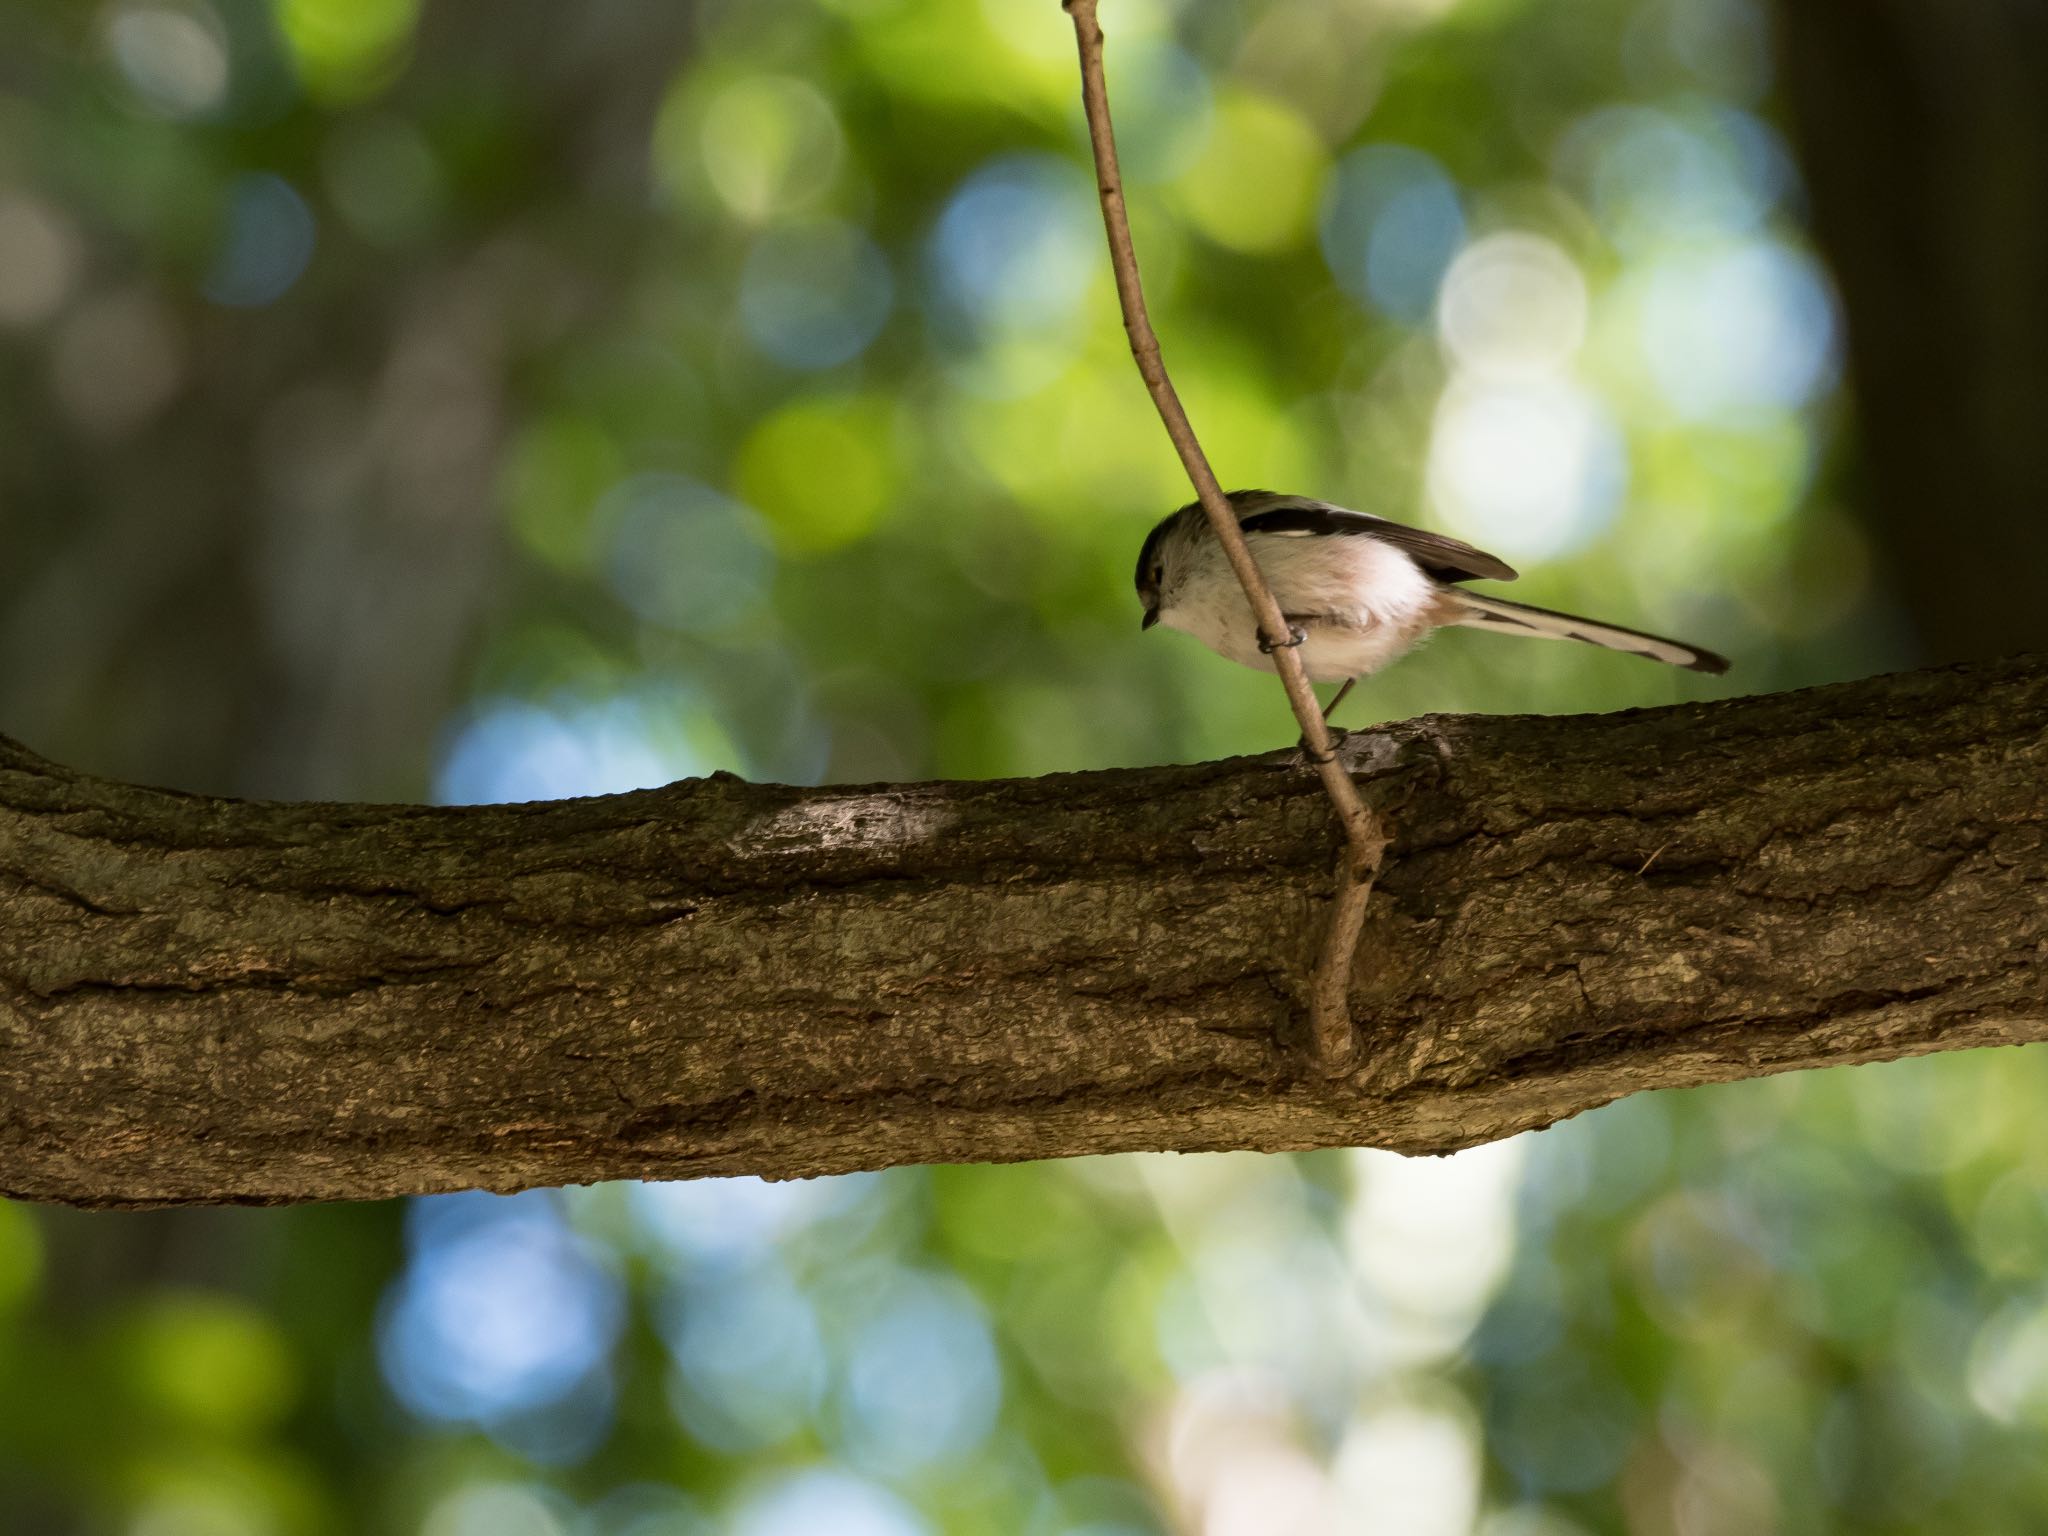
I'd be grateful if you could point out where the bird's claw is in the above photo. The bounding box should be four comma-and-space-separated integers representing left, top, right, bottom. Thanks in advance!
1296, 726, 1349, 766
1259, 623, 1309, 655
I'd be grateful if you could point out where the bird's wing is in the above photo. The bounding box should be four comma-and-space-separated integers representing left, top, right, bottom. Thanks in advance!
1233, 494, 1519, 584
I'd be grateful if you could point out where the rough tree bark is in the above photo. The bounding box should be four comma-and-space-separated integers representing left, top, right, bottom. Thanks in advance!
2, 655, 2044, 1209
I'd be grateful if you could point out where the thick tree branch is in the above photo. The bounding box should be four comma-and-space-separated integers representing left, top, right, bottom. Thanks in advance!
2, 656, 2046, 1209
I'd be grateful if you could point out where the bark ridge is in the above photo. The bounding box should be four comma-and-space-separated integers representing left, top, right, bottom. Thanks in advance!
2, 657, 2044, 1207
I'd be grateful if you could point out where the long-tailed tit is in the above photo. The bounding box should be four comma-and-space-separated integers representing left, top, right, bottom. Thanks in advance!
1135, 490, 1727, 716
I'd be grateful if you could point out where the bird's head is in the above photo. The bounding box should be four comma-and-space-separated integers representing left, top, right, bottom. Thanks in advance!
1133, 499, 1216, 633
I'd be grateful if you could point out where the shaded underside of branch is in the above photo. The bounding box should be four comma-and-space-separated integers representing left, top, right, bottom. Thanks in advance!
3, 656, 2046, 1208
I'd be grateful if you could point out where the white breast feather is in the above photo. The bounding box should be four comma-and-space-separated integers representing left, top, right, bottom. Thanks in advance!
1159, 531, 1442, 682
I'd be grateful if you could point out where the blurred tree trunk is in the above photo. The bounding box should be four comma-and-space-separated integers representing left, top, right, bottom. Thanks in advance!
0, 5, 695, 806
1776, 0, 2048, 660
4, 657, 2044, 1208
0, 0, 695, 1315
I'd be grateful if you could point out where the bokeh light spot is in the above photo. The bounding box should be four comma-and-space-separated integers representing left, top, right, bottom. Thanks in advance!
273, 0, 419, 101
379, 1194, 622, 1432
1098, 38, 1215, 184
435, 690, 721, 804
735, 396, 899, 555
1174, 90, 1327, 255
928, 154, 1099, 343
0, 1201, 43, 1312
323, 115, 442, 244
629, 1173, 882, 1267
661, 1260, 826, 1452
1333, 1403, 1482, 1536
1559, 104, 1787, 253
421, 1482, 571, 1536
729, 1469, 927, 1536
125, 1294, 298, 1434
978, 0, 1173, 65
124, 1469, 281, 1536
203, 174, 316, 307
1165, 354, 1318, 500
103, 1, 230, 118
1437, 232, 1588, 378
1160, 1371, 1332, 1536
838, 1273, 1002, 1474
740, 221, 893, 369
600, 474, 772, 632
501, 413, 623, 573
1487, 1360, 1640, 1494
1668, 0, 1774, 101
1320, 144, 1464, 324
1427, 379, 1624, 560
1635, 240, 1838, 420
0, 196, 81, 327
1968, 1299, 2048, 1424
582, 1484, 712, 1536
51, 288, 184, 436
697, 75, 845, 221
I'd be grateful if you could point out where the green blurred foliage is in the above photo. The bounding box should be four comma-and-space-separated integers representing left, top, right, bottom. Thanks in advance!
0, 0, 2027, 1532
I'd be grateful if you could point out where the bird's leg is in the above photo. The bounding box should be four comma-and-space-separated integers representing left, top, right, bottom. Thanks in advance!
1256, 619, 1345, 763
1297, 680, 1353, 764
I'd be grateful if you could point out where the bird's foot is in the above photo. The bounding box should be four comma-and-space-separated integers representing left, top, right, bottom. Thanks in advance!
1258, 623, 1309, 654
1295, 726, 1350, 766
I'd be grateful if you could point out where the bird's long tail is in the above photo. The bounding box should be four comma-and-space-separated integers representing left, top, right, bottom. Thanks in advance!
1442, 592, 1728, 674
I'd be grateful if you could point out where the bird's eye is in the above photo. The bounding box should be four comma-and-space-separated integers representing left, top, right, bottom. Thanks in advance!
1150, 564, 1163, 586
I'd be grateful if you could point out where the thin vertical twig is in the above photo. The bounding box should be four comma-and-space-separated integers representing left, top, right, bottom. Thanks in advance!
1063, 0, 1386, 1074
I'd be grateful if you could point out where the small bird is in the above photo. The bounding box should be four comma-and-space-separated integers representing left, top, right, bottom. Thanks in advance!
1135, 490, 1727, 718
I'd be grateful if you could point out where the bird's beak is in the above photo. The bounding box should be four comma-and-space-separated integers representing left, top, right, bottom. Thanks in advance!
1141, 608, 1159, 630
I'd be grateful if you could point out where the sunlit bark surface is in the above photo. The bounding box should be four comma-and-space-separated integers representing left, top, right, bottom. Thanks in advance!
2, 656, 2044, 1208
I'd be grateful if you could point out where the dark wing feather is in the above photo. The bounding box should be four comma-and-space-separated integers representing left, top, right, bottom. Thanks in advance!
1230, 492, 1519, 584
